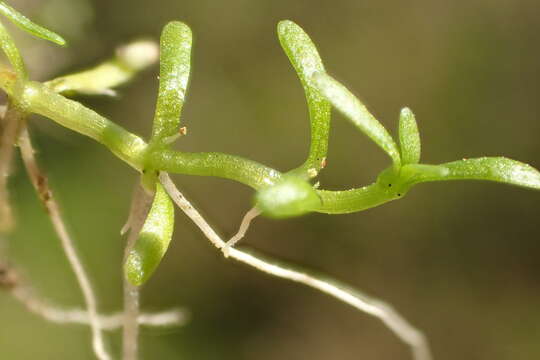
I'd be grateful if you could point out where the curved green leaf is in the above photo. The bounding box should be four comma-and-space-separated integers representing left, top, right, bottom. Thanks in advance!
125, 182, 175, 286
256, 176, 321, 218
398, 107, 420, 165
313, 72, 401, 167
0, 2, 66, 46
278, 20, 331, 173
150, 21, 192, 147
404, 157, 540, 190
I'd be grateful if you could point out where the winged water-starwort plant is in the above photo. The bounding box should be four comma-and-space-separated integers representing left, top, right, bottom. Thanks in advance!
0, 2, 538, 360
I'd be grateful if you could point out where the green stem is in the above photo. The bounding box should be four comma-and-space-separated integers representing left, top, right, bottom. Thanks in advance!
0, 70, 418, 215
22, 81, 147, 169
149, 150, 281, 190
316, 183, 397, 214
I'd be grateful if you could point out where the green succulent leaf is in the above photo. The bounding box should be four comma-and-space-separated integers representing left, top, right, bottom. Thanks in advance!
125, 182, 175, 286
150, 21, 192, 148
0, 20, 25, 79
277, 20, 331, 173
398, 107, 421, 165
256, 176, 321, 218
404, 157, 540, 190
0, 1, 66, 46
312, 72, 401, 167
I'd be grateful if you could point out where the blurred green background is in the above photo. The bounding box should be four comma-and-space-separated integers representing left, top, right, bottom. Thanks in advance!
1, 0, 540, 359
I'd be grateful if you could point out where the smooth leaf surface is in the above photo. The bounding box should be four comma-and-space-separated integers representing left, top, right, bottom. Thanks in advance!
0, 1, 66, 46
405, 157, 540, 190
313, 72, 401, 167
399, 107, 421, 165
278, 20, 331, 172
256, 176, 321, 218
151, 21, 192, 147
125, 182, 175, 286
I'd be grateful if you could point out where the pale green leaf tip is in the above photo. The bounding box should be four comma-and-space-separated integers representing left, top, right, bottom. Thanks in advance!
38, 32, 67, 47
277, 20, 310, 43
490, 158, 540, 189
400, 107, 413, 118
164, 20, 192, 35
31, 29, 68, 47
277, 19, 295, 33
50, 34, 67, 47
160, 21, 192, 49
39, 27, 67, 47
277, 20, 301, 45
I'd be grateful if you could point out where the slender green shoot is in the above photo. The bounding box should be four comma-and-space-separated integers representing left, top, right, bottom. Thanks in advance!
0, 10, 539, 360
0, 1, 66, 46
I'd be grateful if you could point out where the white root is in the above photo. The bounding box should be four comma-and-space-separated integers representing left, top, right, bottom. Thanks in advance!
9, 285, 187, 330
223, 206, 261, 257
159, 172, 432, 360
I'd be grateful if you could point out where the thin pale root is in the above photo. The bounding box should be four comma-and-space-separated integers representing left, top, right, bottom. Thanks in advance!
159, 172, 432, 360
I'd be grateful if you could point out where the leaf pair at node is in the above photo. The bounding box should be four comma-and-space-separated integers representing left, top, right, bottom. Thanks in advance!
125, 21, 193, 286
253, 20, 330, 218
255, 20, 540, 218
0, 2, 183, 287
